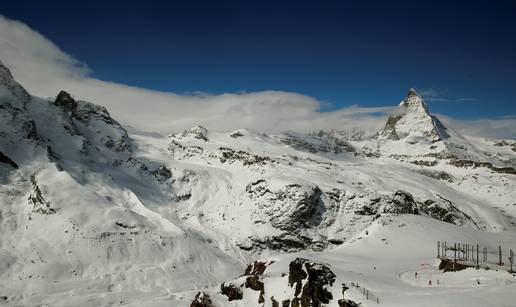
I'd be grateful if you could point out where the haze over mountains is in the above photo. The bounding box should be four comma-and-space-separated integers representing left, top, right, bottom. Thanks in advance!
1, 58, 515, 306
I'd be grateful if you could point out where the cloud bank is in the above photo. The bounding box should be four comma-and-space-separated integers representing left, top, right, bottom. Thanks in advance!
0, 15, 514, 138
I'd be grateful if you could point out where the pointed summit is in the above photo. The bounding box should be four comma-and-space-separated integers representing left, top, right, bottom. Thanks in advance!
399, 88, 428, 113
407, 88, 419, 98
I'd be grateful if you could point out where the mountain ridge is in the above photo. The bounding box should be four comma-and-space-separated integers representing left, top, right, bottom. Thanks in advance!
1, 61, 515, 306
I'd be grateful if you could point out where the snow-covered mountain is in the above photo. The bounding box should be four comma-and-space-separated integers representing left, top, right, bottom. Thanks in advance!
1, 61, 515, 306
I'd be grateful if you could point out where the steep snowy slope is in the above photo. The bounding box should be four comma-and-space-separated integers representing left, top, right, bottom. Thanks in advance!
1, 61, 515, 307
0, 62, 248, 306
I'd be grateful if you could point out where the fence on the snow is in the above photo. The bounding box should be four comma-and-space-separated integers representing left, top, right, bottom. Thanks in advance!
437, 241, 514, 273
345, 281, 381, 304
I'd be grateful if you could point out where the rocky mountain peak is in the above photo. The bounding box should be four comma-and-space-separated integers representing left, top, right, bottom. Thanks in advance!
55, 90, 75, 105
54, 90, 78, 113
379, 88, 446, 141
399, 88, 428, 114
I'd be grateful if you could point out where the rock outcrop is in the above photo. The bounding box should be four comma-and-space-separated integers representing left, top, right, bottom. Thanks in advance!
196, 257, 356, 307
190, 292, 214, 307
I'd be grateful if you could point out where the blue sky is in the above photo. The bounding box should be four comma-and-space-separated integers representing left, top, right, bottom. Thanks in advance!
1, 0, 516, 119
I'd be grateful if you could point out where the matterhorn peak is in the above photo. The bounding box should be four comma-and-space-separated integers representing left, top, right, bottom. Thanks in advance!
379, 88, 448, 141
399, 88, 428, 113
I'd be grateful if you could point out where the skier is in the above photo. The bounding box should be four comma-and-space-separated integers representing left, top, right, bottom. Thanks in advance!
341, 283, 349, 297
477, 278, 480, 285
428, 280, 432, 286
414, 272, 418, 278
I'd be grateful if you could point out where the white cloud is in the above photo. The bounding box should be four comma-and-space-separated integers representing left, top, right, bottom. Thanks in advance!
418, 88, 477, 102
438, 114, 516, 139
0, 15, 390, 134
0, 15, 513, 139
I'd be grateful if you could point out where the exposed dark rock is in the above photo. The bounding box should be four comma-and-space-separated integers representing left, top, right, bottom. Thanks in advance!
115, 221, 136, 229
247, 180, 325, 232
230, 131, 244, 138
22, 120, 40, 141
288, 259, 308, 296
46, 145, 60, 162
381, 190, 419, 214
420, 196, 477, 227
220, 282, 243, 301
450, 159, 516, 175
265, 233, 325, 252
190, 292, 214, 307
240, 181, 330, 251
244, 260, 272, 276
282, 299, 291, 307
380, 115, 402, 140
417, 169, 454, 182
219, 147, 273, 166
151, 165, 172, 183
356, 190, 418, 216
54, 91, 77, 111
271, 297, 280, 307
245, 275, 265, 303
0, 151, 18, 169
288, 258, 336, 306
176, 193, 192, 201
338, 299, 360, 307
279, 131, 355, 155
410, 159, 438, 167
175, 125, 209, 141
28, 175, 56, 215
493, 140, 516, 152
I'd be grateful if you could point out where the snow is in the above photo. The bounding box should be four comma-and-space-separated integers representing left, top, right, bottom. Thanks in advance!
0, 62, 515, 306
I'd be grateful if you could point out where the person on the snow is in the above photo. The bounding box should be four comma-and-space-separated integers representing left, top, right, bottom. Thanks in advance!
415, 272, 418, 278
428, 280, 432, 286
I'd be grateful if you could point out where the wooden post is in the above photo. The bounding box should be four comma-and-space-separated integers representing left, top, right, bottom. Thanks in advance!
437, 241, 440, 258
476, 244, 479, 269
510, 249, 513, 273
454, 243, 457, 271
499, 245, 502, 265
